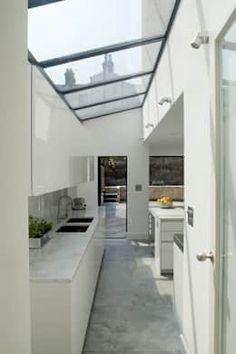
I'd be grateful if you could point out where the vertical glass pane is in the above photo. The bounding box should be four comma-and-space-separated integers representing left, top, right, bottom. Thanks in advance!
221, 18, 236, 354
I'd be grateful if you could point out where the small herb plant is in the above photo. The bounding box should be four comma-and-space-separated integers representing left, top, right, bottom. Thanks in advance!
29, 216, 52, 238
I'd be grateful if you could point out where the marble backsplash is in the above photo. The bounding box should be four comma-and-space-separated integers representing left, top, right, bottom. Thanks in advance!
28, 187, 78, 224
149, 186, 184, 201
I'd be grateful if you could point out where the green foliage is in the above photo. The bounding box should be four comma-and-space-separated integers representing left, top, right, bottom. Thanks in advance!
100, 157, 127, 186
29, 216, 52, 238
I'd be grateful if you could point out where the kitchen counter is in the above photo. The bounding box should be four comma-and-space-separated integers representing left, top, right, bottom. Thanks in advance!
30, 207, 105, 354
29, 207, 104, 282
149, 201, 185, 220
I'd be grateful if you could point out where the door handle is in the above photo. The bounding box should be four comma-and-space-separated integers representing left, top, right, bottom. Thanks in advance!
196, 251, 214, 263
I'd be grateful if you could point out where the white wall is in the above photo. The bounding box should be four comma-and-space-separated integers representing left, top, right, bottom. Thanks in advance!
32, 67, 149, 238
149, 142, 183, 156
78, 112, 149, 238
0, 1, 31, 353
146, 93, 184, 156
143, 1, 236, 354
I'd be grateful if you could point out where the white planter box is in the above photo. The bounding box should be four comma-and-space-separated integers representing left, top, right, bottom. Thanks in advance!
29, 234, 50, 249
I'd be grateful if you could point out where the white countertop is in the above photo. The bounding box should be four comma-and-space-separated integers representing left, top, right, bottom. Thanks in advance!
29, 207, 104, 283
149, 201, 185, 220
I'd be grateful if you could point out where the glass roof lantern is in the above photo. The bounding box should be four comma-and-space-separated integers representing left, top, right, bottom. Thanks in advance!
28, 0, 180, 121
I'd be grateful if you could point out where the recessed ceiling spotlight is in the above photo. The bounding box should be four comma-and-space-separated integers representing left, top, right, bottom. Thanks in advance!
158, 97, 172, 106
191, 32, 209, 49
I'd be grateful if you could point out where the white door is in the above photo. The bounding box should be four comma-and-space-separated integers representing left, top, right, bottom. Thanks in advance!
219, 15, 236, 354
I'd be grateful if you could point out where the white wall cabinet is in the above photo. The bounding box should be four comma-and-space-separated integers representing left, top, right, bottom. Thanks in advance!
69, 156, 95, 186
31, 67, 95, 196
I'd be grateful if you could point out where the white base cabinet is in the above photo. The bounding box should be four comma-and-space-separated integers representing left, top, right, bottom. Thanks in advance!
155, 218, 184, 274
31, 235, 104, 354
149, 205, 184, 275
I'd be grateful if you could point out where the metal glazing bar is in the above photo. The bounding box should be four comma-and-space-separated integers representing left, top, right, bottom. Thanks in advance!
79, 105, 142, 122
71, 92, 146, 111
29, 50, 146, 122
38, 35, 166, 68
142, 0, 181, 106
60, 71, 153, 94
28, 0, 64, 8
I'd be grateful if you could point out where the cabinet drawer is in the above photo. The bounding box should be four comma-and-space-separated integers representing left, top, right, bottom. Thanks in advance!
160, 220, 184, 232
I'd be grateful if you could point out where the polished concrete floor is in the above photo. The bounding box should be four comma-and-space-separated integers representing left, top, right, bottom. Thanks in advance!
83, 205, 185, 354
103, 202, 126, 239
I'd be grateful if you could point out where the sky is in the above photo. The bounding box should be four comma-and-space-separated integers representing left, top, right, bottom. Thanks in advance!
27, 0, 170, 85
28, 0, 142, 84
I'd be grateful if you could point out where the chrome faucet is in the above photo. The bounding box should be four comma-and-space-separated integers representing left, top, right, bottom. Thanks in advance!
57, 195, 74, 222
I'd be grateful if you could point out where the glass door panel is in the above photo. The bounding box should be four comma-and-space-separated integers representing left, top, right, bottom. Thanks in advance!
221, 17, 236, 354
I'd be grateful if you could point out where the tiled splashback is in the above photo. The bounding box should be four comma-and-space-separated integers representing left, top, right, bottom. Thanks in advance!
28, 187, 78, 224
149, 186, 184, 201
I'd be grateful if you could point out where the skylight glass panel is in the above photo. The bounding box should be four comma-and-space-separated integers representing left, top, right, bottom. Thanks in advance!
28, 0, 175, 60
75, 95, 145, 120
222, 20, 236, 82
28, 0, 180, 120
65, 75, 151, 109
45, 42, 161, 88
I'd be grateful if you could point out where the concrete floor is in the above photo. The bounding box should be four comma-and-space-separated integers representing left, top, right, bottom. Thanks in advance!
83, 205, 185, 354
103, 202, 127, 238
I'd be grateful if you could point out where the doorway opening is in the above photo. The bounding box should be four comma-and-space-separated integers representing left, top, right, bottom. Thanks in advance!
98, 156, 127, 238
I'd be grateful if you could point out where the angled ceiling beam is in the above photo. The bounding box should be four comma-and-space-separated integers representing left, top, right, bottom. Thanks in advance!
60, 71, 153, 95
71, 92, 146, 111
38, 34, 166, 68
28, 0, 65, 8
79, 105, 142, 122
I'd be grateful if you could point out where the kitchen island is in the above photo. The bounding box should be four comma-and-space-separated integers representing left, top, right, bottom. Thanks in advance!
30, 208, 105, 354
149, 202, 184, 274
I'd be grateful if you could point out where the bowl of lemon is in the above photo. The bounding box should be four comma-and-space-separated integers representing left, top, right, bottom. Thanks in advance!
157, 197, 173, 208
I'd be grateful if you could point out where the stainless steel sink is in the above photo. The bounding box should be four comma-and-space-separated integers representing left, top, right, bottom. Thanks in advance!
66, 217, 94, 223
56, 225, 89, 233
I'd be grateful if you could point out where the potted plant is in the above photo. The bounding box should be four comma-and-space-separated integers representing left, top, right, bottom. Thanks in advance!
29, 216, 52, 249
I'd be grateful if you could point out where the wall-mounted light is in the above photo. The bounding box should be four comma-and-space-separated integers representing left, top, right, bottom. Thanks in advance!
145, 123, 154, 128
191, 32, 209, 49
158, 97, 172, 106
